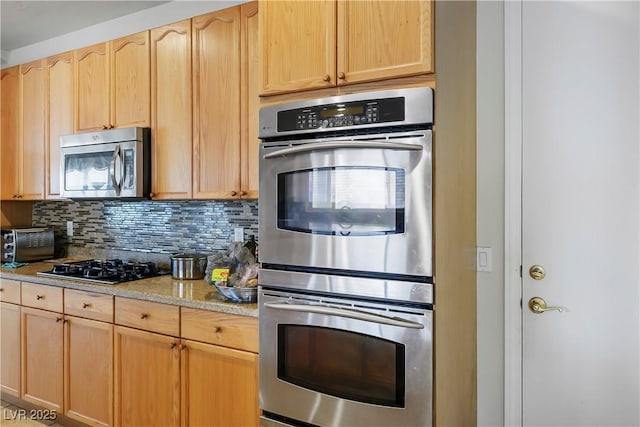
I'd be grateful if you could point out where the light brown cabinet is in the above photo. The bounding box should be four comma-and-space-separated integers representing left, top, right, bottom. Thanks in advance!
47, 51, 74, 199
65, 315, 113, 427
19, 59, 47, 200
75, 31, 150, 132
192, 7, 242, 199
0, 60, 47, 201
1, 66, 20, 200
240, 1, 260, 200
0, 301, 21, 397
180, 307, 259, 427
21, 306, 64, 411
260, 0, 433, 95
150, 19, 193, 200
18, 284, 114, 426
181, 339, 259, 427
150, 3, 259, 201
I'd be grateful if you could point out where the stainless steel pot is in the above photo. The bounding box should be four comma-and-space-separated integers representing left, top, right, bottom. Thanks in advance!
170, 253, 208, 279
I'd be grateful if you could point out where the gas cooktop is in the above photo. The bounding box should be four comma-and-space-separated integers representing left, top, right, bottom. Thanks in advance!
37, 259, 170, 285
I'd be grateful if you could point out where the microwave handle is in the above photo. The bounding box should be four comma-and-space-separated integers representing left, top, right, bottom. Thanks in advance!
263, 302, 425, 329
263, 140, 423, 159
110, 145, 122, 196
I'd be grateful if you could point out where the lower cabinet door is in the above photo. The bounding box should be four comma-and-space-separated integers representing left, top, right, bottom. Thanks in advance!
21, 307, 64, 410
65, 316, 113, 427
181, 339, 259, 427
114, 326, 180, 427
1, 302, 21, 396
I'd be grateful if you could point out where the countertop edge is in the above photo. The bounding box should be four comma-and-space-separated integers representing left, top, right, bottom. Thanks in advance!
0, 265, 258, 318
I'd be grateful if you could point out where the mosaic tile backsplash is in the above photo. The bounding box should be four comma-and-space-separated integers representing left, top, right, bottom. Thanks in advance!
32, 200, 258, 259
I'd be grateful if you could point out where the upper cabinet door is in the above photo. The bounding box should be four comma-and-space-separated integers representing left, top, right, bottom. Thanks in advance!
240, 1, 260, 199
337, 0, 434, 85
20, 59, 46, 200
260, 0, 336, 95
75, 43, 110, 132
111, 31, 150, 128
192, 7, 242, 199
47, 52, 74, 199
1, 66, 20, 200
150, 20, 193, 200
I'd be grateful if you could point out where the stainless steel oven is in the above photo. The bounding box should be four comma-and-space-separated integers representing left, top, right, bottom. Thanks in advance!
258, 87, 434, 427
259, 276, 433, 427
258, 87, 433, 280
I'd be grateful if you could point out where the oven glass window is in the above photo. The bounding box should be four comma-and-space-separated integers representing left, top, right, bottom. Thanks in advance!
277, 167, 405, 235
277, 324, 405, 407
64, 151, 114, 191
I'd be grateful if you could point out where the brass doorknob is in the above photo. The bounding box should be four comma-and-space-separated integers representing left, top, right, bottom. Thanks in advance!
529, 265, 546, 280
528, 297, 565, 314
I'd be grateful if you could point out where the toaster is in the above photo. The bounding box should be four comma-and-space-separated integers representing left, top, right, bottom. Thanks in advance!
1, 227, 54, 263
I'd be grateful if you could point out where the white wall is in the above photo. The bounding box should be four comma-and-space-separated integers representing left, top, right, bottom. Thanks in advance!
2, 0, 243, 67
476, 2, 505, 426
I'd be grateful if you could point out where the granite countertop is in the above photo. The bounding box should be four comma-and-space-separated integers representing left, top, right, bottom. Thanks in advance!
0, 261, 258, 317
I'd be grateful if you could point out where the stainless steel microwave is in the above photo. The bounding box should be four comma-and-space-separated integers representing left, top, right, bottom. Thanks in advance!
60, 127, 151, 199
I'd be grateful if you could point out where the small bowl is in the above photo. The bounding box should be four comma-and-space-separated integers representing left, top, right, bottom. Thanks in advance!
211, 281, 257, 303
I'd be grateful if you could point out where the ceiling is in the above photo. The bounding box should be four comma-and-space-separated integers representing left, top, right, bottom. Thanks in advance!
1, 1, 170, 52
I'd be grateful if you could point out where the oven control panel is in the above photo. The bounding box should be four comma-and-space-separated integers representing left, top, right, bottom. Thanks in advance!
277, 97, 405, 132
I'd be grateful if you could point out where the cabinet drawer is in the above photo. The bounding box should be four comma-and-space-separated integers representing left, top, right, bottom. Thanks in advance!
0, 279, 21, 304
21, 283, 63, 312
115, 297, 179, 336
64, 289, 114, 322
181, 307, 258, 353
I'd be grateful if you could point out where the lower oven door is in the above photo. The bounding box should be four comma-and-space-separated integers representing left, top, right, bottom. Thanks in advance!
259, 288, 433, 427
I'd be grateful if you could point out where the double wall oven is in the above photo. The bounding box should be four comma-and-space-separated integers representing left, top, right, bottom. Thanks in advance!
259, 87, 434, 427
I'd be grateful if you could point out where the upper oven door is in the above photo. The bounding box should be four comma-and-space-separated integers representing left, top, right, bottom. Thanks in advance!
60, 140, 144, 199
259, 130, 432, 278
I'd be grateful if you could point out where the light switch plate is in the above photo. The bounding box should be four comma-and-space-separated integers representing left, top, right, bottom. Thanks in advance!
476, 246, 492, 272
233, 227, 244, 242
66, 221, 74, 237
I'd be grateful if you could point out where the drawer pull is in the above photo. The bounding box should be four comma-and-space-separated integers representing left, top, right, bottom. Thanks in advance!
56, 317, 62, 322
213, 326, 221, 333
82, 303, 92, 309
170, 342, 177, 349
180, 343, 187, 351
63, 319, 69, 324
141, 313, 149, 320
36, 295, 44, 300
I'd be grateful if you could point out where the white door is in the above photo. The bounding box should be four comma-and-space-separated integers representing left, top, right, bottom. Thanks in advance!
521, 1, 639, 426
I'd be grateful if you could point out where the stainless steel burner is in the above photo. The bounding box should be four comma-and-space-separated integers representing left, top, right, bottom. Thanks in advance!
37, 259, 169, 285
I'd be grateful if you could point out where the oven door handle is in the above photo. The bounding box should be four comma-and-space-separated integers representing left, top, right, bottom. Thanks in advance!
263, 140, 423, 159
263, 302, 425, 329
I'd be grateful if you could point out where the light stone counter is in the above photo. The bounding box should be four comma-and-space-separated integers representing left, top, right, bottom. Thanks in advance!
0, 262, 258, 317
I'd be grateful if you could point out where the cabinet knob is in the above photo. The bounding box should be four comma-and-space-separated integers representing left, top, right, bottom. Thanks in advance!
180, 343, 187, 351
36, 294, 44, 300
338, 72, 346, 80
230, 191, 238, 197
170, 342, 177, 349
82, 302, 91, 309
0, 288, 4, 292
323, 74, 331, 82
56, 317, 63, 323
240, 191, 247, 197
141, 313, 149, 319
149, 192, 155, 198
102, 125, 109, 130
213, 326, 221, 333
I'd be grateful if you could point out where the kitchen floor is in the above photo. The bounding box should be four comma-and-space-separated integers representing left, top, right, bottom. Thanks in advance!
0, 399, 64, 427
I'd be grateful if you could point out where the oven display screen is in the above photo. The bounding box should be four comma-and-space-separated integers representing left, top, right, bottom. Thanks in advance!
277, 166, 405, 236
319, 105, 364, 118
277, 324, 405, 407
